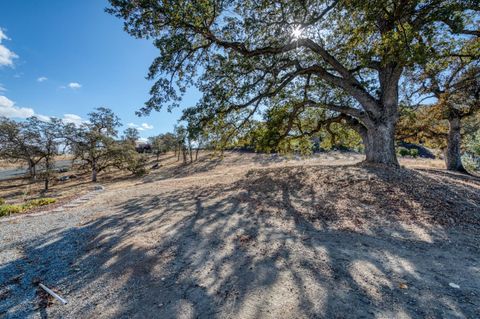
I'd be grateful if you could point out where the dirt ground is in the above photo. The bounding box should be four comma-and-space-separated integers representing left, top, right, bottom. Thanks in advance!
0, 159, 140, 207
0, 152, 479, 318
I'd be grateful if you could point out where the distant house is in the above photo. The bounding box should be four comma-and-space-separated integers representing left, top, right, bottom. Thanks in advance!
135, 141, 152, 153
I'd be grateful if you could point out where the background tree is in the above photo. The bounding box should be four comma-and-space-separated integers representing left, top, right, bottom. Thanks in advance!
186, 121, 206, 162
174, 125, 188, 164
123, 127, 140, 146
65, 107, 122, 182
108, 0, 477, 166
0, 117, 43, 179
148, 134, 166, 161
402, 19, 479, 172
437, 69, 479, 172
112, 141, 149, 176
27, 117, 64, 191
162, 133, 178, 155
463, 116, 480, 171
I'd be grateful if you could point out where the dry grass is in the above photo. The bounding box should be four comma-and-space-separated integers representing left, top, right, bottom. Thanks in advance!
0, 150, 466, 215
0, 160, 140, 206
0, 155, 73, 169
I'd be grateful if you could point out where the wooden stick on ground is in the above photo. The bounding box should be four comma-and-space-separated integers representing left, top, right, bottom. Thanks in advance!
38, 283, 68, 305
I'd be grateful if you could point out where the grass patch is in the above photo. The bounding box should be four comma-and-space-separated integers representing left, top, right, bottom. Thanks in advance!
0, 198, 57, 217
0, 204, 23, 216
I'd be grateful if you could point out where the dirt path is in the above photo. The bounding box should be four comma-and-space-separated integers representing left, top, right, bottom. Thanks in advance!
0, 155, 479, 318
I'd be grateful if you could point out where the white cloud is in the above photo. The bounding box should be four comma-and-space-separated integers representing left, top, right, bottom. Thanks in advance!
67, 82, 81, 89
37, 76, 48, 82
0, 95, 85, 128
141, 123, 154, 130
29, 113, 86, 126
0, 84, 5, 92
36, 114, 51, 122
0, 95, 35, 118
127, 123, 143, 131
0, 29, 7, 41
128, 122, 153, 131
62, 113, 84, 126
0, 28, 18, 67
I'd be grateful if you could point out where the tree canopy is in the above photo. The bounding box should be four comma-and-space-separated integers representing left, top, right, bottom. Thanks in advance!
108, 0, 479, 165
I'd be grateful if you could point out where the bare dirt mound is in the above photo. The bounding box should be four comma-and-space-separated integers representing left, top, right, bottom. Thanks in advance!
239, 164, 480, 231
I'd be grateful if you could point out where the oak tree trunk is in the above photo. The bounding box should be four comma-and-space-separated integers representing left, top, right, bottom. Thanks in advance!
356, 64, 401, 166
361, 122, 398, 166
445, 116, 467, 173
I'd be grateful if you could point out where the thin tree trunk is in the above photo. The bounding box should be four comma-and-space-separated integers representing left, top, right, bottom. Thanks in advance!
44, 158, 50, 191
28, 159, 37, 180
446, 116, 467, 173
92, 159, 98, 182
182, 147, 187, 164
188, 141, 193, 163
195, 148, 200, 161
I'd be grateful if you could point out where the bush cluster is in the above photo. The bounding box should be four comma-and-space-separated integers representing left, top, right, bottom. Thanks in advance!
0, 198, 57, 217
397, 147, 419, 158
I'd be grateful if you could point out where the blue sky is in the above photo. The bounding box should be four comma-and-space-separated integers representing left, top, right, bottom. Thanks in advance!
0, 0, 199, 138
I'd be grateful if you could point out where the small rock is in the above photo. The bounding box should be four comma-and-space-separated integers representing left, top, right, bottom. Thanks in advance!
449, 283, 460, 289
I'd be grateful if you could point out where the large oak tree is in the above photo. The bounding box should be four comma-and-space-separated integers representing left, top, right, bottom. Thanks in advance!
108, 0, 477, 165
64, 107, 122, 182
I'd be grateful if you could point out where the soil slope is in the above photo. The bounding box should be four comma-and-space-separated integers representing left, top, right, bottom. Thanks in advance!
1, 155, 479, 318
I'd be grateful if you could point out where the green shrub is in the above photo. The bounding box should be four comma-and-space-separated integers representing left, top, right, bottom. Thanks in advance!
132, 166, 148, 177
28, 198, 57, 207
0, 198, 57, 217
22, 198, 57, 210
410, 149, 419, 158
397, 147, 419, 158
0, 198, 5, 205
462, 154, 480, 172
398, 147, 410, 157
0, 205, 23, 216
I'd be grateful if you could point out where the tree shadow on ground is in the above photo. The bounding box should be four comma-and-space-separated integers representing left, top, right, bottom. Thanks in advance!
1, 165, 479, 318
